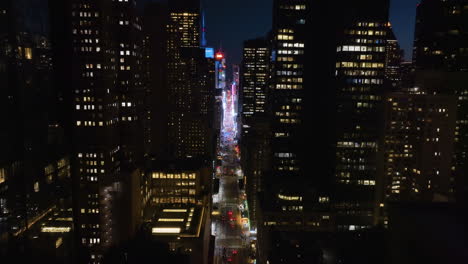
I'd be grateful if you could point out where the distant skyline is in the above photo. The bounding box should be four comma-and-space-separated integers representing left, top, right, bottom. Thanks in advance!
203, 0, 419, 64
390, 0, 420, 61
143, 0, 420, 64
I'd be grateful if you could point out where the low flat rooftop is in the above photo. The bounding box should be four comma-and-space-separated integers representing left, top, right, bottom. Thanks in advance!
150, 205, 205, 238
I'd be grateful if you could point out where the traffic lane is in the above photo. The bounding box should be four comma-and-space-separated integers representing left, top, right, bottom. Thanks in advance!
218, 212, 241, 237
216, 211, 242, 240
225, 248, 251, 264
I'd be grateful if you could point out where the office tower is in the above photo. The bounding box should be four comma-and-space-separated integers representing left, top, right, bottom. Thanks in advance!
166, 0, 214, 162
210, 53, 221, 154
385, 28, 402, 90
213, 50, 226, 153
0, 0, 72, 256
232, 64, 241, 134
144, 1, 215, 162
233, 64, 240, 86
65, 0, 143, 260
149, 159, 211, 207
413, 0, 468, 72
239, 37, 270, 229
70, 1, 120, 255
334, 0, 391, 230
413, 0, 468, 202
400, 61, 415, 89
215, 51, 227, 90
142, 3, 169, 159
262, 0, 308, 227
146, 160, 213, 264
381, 92, 457, 205
240, 38, 269, 137
140, 3, 214, 260
114, 1, 145, 168
232, 64, 240, 104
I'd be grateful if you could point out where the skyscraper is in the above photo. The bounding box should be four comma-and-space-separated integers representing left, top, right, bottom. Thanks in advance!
260, 0, 337, 237
413, 0, 468, 203
381, 92, 457, 204
113, 1, 145, 168
385, 28, 403, 90
333, 0, 391, 229
165, 0, 214, 162
413, 0, 468, 72
142, 3, 169, 159
240, 38, 269, 137
263, 0, 308, 225
215, 50, 226, 90
66, 0, 143, 260
239, 37, 270, 229
0, 0, 71, 253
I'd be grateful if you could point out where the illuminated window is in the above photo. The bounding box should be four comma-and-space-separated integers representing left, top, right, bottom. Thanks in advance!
0, 168, 5, 184
25, 48, 32, 60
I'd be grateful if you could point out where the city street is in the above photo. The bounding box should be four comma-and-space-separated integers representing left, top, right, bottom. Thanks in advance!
213, 88, 254, 264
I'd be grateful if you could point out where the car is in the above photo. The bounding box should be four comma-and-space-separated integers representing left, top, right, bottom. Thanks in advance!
227, 210, 235, 220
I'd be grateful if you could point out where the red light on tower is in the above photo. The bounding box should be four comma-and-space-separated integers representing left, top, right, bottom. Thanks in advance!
215, 52, 224, 60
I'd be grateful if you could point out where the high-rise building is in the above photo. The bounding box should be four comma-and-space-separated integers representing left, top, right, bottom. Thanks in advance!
215, 51, 226, 90
0, 0, 72, 255
259, 1, 342, 242
63, 0, 144, 260
413, 0, 468, 203
149, 160, 211, 206
165, 0, 214, 162
262, 0, 308, 227
333, 0, 391, 230
239, 37, 270, 229
240, 38, 269, 137
212, 50, 226, 154
385, 28, 402, 90
233, 64, 240, 86
113, 2, 145, 168
142, 3, 169, 159
400, 61, 415, 89
413, 0, 468, 72
381, 92, 457, 205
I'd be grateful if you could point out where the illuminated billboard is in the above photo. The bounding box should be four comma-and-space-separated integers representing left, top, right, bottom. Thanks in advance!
205, 47, 214, 58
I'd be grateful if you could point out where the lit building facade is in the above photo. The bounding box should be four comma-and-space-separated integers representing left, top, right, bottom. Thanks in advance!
166, 0, 214, 161
68, 0, 143, 260
142, 3, 169, 159
400, 61, 415, 89
333, 0, 391, 230
265, 0, 308, 222
413, 0, 468, 72
240, 38, 269, 137
239, 37, 270, 229
413, 0, 468, 203
385, 28, 402, 90
113, 2, 145, 168
381, 92, 457, 205
0, 0, 72, 248
150, 165, 210, 205
145, 158, 212, 263
215, 51, 226, 90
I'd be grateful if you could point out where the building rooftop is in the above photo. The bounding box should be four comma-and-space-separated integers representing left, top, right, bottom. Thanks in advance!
151, 205, 205, 238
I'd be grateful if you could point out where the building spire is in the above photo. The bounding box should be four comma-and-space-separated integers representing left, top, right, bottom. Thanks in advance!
201, 9, 207, 47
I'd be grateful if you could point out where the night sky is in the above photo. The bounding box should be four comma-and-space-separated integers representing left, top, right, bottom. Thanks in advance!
143, 0, 420, 64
